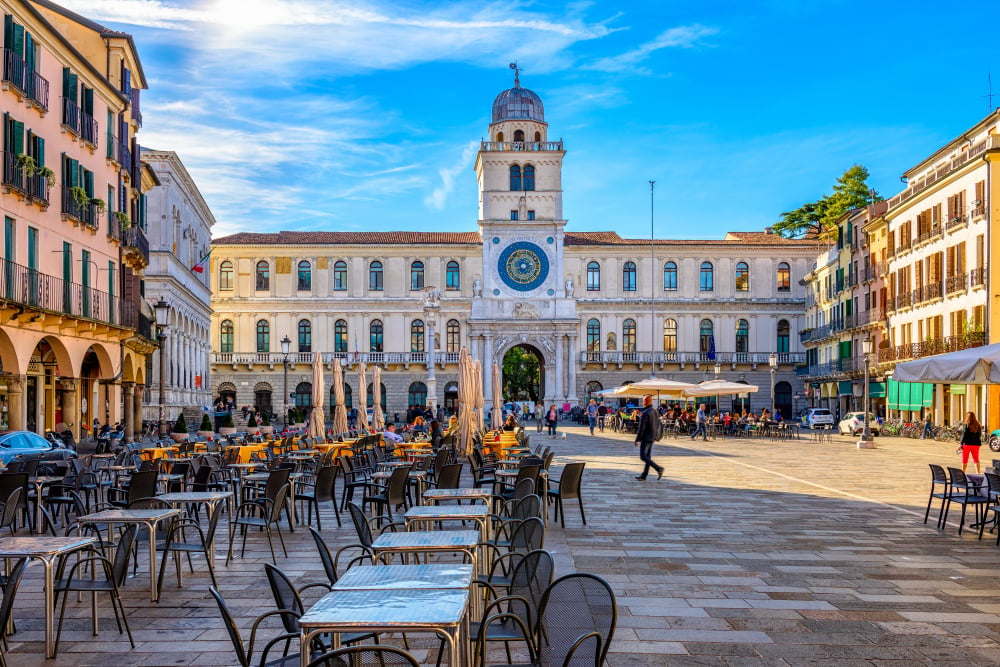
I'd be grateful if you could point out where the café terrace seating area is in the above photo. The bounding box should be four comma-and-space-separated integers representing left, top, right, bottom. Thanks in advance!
0, 423, 610, 666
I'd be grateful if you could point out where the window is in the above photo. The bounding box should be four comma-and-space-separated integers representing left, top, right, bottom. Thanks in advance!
663, 261, 677, 290
736, 319, 749, 353
699, 319, 714, 355
297, 260, 311, 291
526, 210, 535, 220
369, 319, 383, 352
294, 382, 312, 409
369, 261, 383, 291
408, 382, 428, 408
220, 320, 234, 353
513, 129, 524, 142
510, 210, 518, 221
334, 319, 348, 353
446, 320, 460, 353
446, 261, 460, 290
522, 164, 535, 191
367, 383, 387, 410
410, 260, 424, 290
255, 261, 269, 290
298, 319, 312, 353
622, 261, 637, 292
509, 165, 521, 191
777, 319, 789, 353
663, 319, 677, 352
735, 262, 749, 291
343, 383, 353, 409
622, 319, 637, 353
586, 319, 601, 352
700, 262, 713, 291
410, 319, 425, 352
219, 261, 233, 290
585, 381, 603, 400
586, 262, 600, 291
777, 262, 790, 292
256, 319, 270, 353
333, 260, 347, 291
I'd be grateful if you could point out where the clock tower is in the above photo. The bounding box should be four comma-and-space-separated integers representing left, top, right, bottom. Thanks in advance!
470, 68, 579, 406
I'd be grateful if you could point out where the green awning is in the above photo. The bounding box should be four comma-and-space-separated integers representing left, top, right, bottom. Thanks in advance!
868, 382, 886, 398
950, 384, 967, 395
838, 381, 853, 396
887, 379, 934, 410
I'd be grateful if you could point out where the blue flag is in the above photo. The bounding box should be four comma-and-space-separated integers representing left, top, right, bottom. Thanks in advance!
708, 335, 716, 361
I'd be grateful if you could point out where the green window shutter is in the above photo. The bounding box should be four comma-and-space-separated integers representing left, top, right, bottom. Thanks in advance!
12, 119, 23, 155
845, 298, 853, 316
62, 68, 78, 104
83, 169, 93, 197
82, 87, 93, 115
10, 21, 23, 57
3, 217, 13, 261
69, 158, 79, 188
81, 249, 90, 287
35, 135, 44, 167
24, 32, 34, 72
108, 261, 114, 296
3, 15, 12, 51
106, 110, 113, 158
2, 112, 9, 151
62, 242, 71, 281
27, 227, 37, 270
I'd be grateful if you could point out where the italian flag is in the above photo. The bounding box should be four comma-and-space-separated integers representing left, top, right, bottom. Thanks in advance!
192, 249, 211, 273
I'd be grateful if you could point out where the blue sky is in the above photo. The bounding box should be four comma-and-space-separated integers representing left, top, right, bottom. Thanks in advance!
64, 0, 1000, 239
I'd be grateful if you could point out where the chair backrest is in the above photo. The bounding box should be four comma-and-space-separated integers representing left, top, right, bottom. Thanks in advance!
509, 516, 545, 553
508, 549, 555, 626
947, 467, 969, 489
436, 463, 463, 490
306, 646, 420, 667
267, 484, 291, 522
542, 451, 555, 470
264, 563, 304, 633
265, 468, 292, 501
192, 465, 213, 491
312, 465, 337, 503
520, 456, 544, 469
929, 463, 948, 483
536, 572, 617, 667
516, 465, 541, 488
557, 462, 586, 500
986, 472, 1000, 496
0, 558, 29, 642
386, 465, 412, 506
0, 473, 27, 511
309, 526, 339, 585
0, 486, 23, 532
209, 586, 251, 667
510, 494, 541, 522
112, 525, 140, 586
23, 459, 39, 476
348, 502, 374, 549
513, 477, 535, 501
3, 461, 23, 474
128, 470, 160, 503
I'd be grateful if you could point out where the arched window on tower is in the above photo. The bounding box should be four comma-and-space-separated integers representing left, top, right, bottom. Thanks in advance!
496, 131, 504, 142
513, 129, 525, 143
522, 164, 535, 191
534, 131, 541, 142
735, 319, 749, 360
587, 262, 601, 291
410, 319, 425, 352
509, 165, 521, 191
220, 320, 233, 353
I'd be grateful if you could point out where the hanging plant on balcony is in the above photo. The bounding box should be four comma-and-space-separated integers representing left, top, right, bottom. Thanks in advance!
35, 166, 55, 187
15, 153, 35, 173
70, 186, 89, 208
114, 211, 131, 228
90, 198, 106, 214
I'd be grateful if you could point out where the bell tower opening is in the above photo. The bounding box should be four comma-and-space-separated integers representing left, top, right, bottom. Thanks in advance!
501, 345, 544, 403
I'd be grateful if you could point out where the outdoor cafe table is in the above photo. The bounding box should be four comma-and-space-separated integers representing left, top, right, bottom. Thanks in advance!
370, 469, 427, 504
77, 508, 184, 602
243, 471, 304, 526
225, 443, 268, 463
371, 529, 480, 576
333, 563, 473, 592
298, 587, 470, 666
28, 476, 64, 533
153, 491, 233, 582
0, 535, 96, 658
422, 488, 492, 505
405, 505, 492, 541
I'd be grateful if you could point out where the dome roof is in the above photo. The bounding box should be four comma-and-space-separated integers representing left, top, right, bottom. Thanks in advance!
491, 84, 545, 123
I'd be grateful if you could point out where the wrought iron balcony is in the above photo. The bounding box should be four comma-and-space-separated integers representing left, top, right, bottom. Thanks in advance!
578, 350, 804, 366
877, 331, 986, 363
61, 188, 100, 228
129, 88, 142, 127
121, 225, 149, 264
946, 273, 967, 295
971, 267, 986, 288
2, 48, 47, 110
211, 351, 466, 367
479, 141, 564, 152
2, 151, 49, 204
62, 98, 99, 147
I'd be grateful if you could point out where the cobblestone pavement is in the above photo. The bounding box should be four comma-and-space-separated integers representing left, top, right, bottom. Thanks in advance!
6, 426, 1000, 665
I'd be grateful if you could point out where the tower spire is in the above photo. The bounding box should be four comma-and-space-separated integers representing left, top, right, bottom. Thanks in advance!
509, 62, 521, 87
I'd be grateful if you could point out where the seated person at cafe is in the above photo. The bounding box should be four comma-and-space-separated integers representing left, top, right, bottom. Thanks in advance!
503, 414, 519, 431
429, 420, 445, 445
411, 415, 427, 433
382, 423, 404, 444
444, 415, 460, 436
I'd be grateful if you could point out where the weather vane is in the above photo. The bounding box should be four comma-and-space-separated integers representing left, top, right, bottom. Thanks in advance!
509, 62, 522, 87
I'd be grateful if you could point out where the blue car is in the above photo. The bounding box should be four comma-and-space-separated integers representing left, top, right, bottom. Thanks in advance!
0, 431, 74, 465
990, 429, 1000, 452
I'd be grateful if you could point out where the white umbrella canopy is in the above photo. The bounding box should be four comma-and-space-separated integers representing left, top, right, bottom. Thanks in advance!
457, 348, 474, 455
372, 365, 385, 431
595, 378, 695, 400
684, 379, 760, 398
356, 362, 370, 433
893, 342, 1000, 384
474, 360, 485, 433
491, 361, 503, 430
332, 358, 348, 435
308, 352, 326, 440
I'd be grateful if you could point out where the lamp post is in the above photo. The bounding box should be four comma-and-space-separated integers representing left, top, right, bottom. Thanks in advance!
153, 298, 171, 436
281, 336, 291, 426
422, 288, 440, 413
858, 334, 876, 449
768, 352, 777, 416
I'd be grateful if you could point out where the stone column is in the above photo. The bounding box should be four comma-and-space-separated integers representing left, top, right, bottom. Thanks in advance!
122, 382, 135, 439
61, 378, 80, 442
482, 334, 494, 416
5, 374, 26, 431
554, 335, 565, 400
134, 384, 144, 437
566, 333, 579, 402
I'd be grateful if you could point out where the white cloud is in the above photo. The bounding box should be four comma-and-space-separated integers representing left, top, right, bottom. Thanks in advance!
586, 24, 718, 73
425, 141, 478, 210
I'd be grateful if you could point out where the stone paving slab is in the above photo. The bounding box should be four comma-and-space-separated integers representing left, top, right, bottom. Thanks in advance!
5, 426, 1000, 665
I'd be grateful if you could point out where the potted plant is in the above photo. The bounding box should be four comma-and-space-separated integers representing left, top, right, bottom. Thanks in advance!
171, 411, 189, 442
35, 165, 55, 187
218, 412, 237, 436
259, 411, 273, 435
70, 186, 89, 208
114, 211, 130, 228
14, 153, 35, 174
246, 412, 259, 435
197, 413, 214, 437
91, 198, 106, 215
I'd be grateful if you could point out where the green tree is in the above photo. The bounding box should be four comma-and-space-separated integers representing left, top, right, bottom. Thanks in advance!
774, 165, 880, 239
502, 347, 540, 402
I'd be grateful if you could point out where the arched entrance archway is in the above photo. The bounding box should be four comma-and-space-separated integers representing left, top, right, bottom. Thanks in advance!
500, 344, 544, 404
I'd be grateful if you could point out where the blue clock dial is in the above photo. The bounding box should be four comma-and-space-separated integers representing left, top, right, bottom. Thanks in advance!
498, 241, 549, 292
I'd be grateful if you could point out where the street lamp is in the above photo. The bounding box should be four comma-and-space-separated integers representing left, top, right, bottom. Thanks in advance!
153, 298, 171, 436
768, 352, 778, 416
858, 334, 876, 449
281, 336, 291, 426
714, 362, 721, 378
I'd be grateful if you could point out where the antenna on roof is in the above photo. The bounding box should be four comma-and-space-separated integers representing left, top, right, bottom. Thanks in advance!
986, 70, 997, 113
509, 62, 522, 87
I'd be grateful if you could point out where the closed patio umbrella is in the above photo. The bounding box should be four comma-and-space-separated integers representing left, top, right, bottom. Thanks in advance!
357, 362, 370, 433
332, 358, 348, 435
474, 359, 485, 433
457, 348, 474, 455
308, 352, 326, 440
372, 365, 385, 431
491, 361, 503, 430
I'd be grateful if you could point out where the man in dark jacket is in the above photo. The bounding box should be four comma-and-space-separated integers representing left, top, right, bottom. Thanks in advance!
634, 394, 664, 481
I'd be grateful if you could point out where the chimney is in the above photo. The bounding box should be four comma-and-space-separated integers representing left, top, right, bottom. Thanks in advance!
765, 227, 774, 234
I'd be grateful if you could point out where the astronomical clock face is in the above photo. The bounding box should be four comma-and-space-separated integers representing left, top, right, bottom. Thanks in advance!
497, 241, 549, 292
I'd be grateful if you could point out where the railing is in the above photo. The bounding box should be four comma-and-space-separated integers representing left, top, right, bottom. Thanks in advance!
971, 267, 986, 288
897, 238, 912, 254
947, 215, 967, 230
887, 135, 1000, 212
129, 87, 142, 126
578, 351, 804, 365
62, 98, 99, 146
211, 351, 468, 367
970, 205, 986, 219
117, 140, 132, 173
121, 225, 149, 264
107, 133, 118, 162
0, 256, 137, 329
877, 331, 986, 363
946, 273, 967, 295
61, 188, 100, 228
0, 47, 45, 108
2, 151, 49, 204
916, 226, 942, 244
916, 281, 943, 304
479, 141, 564, 152
804, 361, 841, 377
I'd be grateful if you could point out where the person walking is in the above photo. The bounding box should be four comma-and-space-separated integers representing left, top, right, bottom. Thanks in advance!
691, 403, 708, 441
959, 411, 983, 474
586, 399, 598, 435
546, 405, 558, 437
634, 394, 664, 481
535, 402, 544, 433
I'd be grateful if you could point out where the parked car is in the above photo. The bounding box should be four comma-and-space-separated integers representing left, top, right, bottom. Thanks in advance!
0, 431, 74, 465
800, 408, 835, 430
990, 429, 1000, 452
838, 412, 880, 436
